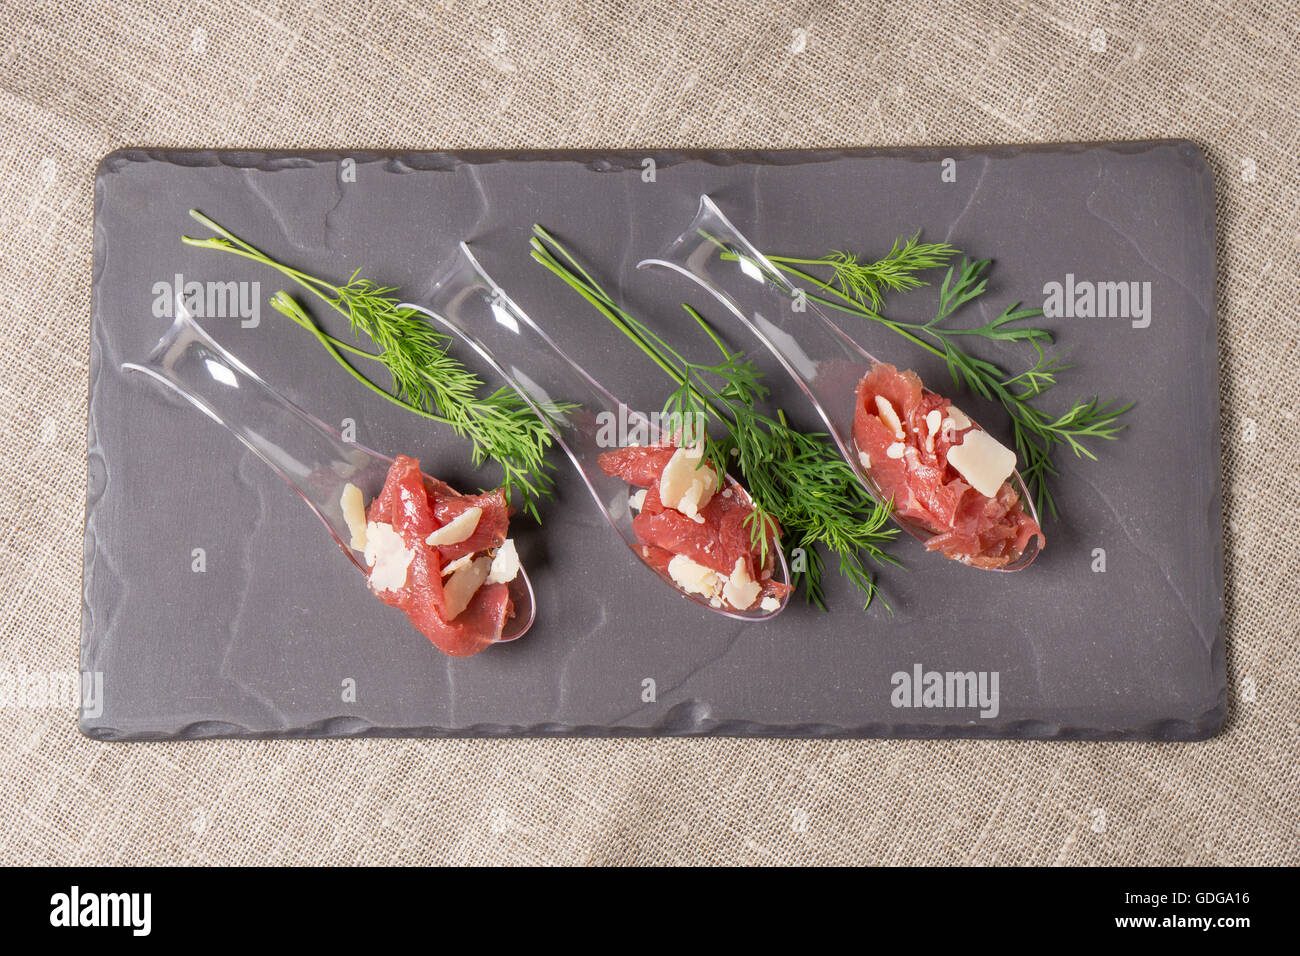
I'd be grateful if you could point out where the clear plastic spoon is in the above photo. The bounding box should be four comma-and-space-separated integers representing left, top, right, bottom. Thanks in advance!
122, 299, 537, 642
639, 195, 1041, 571
399, 242, 791, 621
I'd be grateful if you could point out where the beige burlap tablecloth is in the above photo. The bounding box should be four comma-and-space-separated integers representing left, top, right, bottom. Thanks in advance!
1, 0, 1295, 866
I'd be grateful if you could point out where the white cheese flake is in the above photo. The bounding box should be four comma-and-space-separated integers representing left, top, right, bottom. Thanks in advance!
486, 538, 520, 584
947, 429, 1017, 498
760, 596, 780, 612
875, 395, 906, 440
722, 557, 762, 610
440, 553, 473, 577
628, 488, 647, 513
941, 406, 972, 444
924, 409, 942, 453
667, 554, 722, 599
364, 521, 415, 593
425, 506, 482, 546
340, 482, 368, 551
443, 555, 491, 621
886, 442, 906, 459
658, 445, 719, 520
858, 450, 872, 470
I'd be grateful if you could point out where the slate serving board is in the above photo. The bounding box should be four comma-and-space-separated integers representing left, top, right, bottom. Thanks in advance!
83, 141, 1224, 740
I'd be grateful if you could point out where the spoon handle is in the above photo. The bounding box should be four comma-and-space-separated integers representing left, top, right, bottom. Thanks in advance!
403, 243, 653, 557
122, 300, 386, 572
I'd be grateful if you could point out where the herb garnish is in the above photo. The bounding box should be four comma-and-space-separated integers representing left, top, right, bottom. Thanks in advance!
726, 242, 1132, 519
763, 233, 957, 312
531, 225, 898, 610
183, 210, 564, 521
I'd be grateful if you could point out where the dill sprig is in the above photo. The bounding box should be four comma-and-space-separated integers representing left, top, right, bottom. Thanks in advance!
725, 242, 1132, 519
182, 210, 564, 521
764, 233, 957, 311
531, 225, 898, 610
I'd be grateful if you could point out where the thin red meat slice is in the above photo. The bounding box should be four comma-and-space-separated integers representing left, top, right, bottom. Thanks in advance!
365, 455, 514, 657
428, 487, 510, 563
600, 443, 790, 609
634, 492, 752, 579
852, 363, 1044, 567
597, 445, 678, 488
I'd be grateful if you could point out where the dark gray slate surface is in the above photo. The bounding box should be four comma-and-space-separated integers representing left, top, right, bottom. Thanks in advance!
83, 142, 1224, 740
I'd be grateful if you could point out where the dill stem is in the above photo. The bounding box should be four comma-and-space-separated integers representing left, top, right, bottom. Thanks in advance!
186, 219, 458, 425
183, 235, 358, 328
271, 293, 451, 425
530, 240, 732, 429
273, 305, 471, 413
719, 250, 945, 359
186, 212, 334, 294
763, 254, 836, 266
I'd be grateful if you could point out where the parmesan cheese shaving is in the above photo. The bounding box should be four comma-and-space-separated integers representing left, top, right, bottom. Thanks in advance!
658, 445, 719, 520
924, 409, 942, 453
440, 553, 473, 577
486, 538, 520, 584
425, 506, 481, 546
443, 555, 491, 621
946, 405, 972, 429
874, 395, 906, 440
946, 429, 1017, 498
667, 554, 722, 599
340, 482, 368, 551
363, 521, 415, 593
722, 557, 761, 610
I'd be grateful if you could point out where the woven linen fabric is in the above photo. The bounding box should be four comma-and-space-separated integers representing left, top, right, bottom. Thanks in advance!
1, 0, 1296, 866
